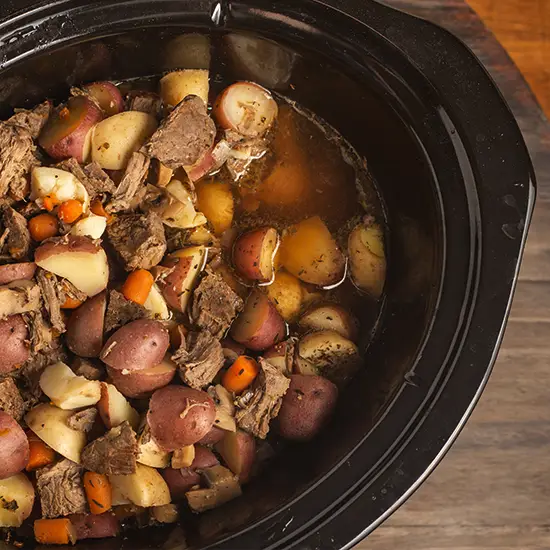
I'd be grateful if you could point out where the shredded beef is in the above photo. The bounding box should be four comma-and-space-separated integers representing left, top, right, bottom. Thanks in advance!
36, 269, 65, 333
0, 281, 41, 319
36, 459, 87, 518
67, 408, 98, 432
144, 96, 216, 169
126, 91, 163, 118
172, 330, 225, 390
104, 290, 147, 334
81, 421, 138, 475
23, 311, 54, 353
164, 227, 187, 253
60, 278, 88, 304
0, 122, 37, 200
8, 101, 52, 139
0, 377, 25, 421
190, 269, 244, 339
235, 358, 290, 439
106, 152, 151, 213
107, 212, 166, 271
72, 357, 104, 381
1, 205, 31, 260
55, 158, 117, 200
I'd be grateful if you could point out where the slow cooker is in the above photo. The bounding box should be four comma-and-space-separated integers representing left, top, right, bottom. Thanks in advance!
0, 0, 535, 548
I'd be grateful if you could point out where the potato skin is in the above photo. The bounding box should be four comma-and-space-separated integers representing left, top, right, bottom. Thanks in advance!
66, 291, 107, 358
0, 314, 30, 375
106, 361, 176, 398
70, 512, 120, 540
100, 319, 169, 372
161, 468, 200, 500
0, 411, 30, 479
0, 262, 36, 285
198, 425, 226, 446
277, 375, 338, 441
147, 386, 216, 451
192, 446, 220, 470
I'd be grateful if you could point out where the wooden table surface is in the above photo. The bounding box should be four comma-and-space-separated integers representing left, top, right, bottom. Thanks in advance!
358, 1, 550, 549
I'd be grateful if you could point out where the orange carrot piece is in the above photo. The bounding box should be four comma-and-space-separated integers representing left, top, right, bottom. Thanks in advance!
90, 199, 113, 223
26, 436, 55, 471
222, 356, 260, 393
61, 296, 84, 309
57, 199, 83, 224
43, 195, 61, 212
121, 269, 154, 305
28, 213, 58, 242
34, 518, 77, 545
83, 472, 112, 515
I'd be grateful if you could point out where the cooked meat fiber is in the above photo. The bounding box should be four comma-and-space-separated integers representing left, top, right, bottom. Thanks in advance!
56, 158, 116, 199
1, 204, 31, 260
72, 357, 104, 381
127, 91, 163, 118
81, 421, 138, 476
36, 459, 87, 518
106, 151, 151, 213
104, 289, 147, 333
8, 101, 52, 139
67, 407, 98, 432
144, 95, 216, 169
0, 377, 25, 422
0, 281, 41, 319
107, 212, 166, 271
236, 359, 290, 439
36, 269, 66, 333
191, 269, 244, 339
173, 330, 225, 389
0, 122, 37, 200
24, 311, 55, 353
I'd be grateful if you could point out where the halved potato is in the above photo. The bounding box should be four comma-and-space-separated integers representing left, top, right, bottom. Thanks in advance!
39, 362, 101, 410
298, 303, 358, 341
31, 167, 90, 212
160, 69, 210, 107
279, 217, 346, 287
233, 227, 279, 282
109, 463, 171, 508
171, 446, 195, 469
137, 426, 171, 469
264, 270, 303, 322
97, 382, 140, 430
70, 213, 107, 239
195, 181, 234, 236
0, 474, 35, 527
25, 404, 86, 463
162, 179, 207, 229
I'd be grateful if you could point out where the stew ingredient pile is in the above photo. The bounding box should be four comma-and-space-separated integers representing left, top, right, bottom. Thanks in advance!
0, 66, 386, 546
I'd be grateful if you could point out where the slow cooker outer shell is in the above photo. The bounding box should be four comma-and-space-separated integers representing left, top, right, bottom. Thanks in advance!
0, 1, 535, 550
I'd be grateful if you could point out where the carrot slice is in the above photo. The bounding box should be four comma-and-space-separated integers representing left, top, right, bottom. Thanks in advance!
90, 199, 113, 223
61, 296, 84, 310
57, 199, 83, 224
121, 269, 154, 305
26, 434, 55, 471
28, 213, 58, 242
34, 518, 77, 545
222, 356, 260, 393
83, 472, 112, 515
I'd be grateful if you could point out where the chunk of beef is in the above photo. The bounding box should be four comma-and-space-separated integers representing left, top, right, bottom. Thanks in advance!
1, 205, 31, 260
144, 96, 216, 169
235, 358, 290, 439
55, 158, 117, 199
71, 357, 104, 381
126, 91, 163, 118
36, 459, 87, 518
23, 311, 54, 354
8, 101, 52, 139
36, 269, 65, 333
0, 377, 25, 422
107, 212, 166, 271
106, 152, 151, 213
81, 421, 138, 475
0, 122, 37, 200
190, 270, 244, 339
60, 278, 88, 304
67, 408, 98, 432
172, 330, 225, 390
164, 227, 187, 254
104, 289, 147, 334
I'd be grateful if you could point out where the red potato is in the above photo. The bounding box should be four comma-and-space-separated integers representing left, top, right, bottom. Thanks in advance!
34, 236, 109, 297
263, 339, 295, 375
100, 319, 170, 372
233, 227, 279, 282
0, 411, 29, 479
216, 430, 256, 483
97, 383, 140, 430
0, 314, 30, 375
147, 386, 216, 451
39, 96, 103, 162
107, 356, 176, 398
192, 446, 220, 470
70, 512, 120, 540
185, 140, 232, 183
0, 262, 36, 285
83, 82, 124, 117
158, 246, 206, 312
298, 303, 359, 342
161, 468, 200, 500
66, 291, 106, 358
277, 375, 338, 441
230, 290, 287, 351
214, 82, 278, 137
198, 425, 226, 446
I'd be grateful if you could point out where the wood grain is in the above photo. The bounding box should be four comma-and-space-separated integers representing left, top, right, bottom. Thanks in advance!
359, 1, 550, 548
